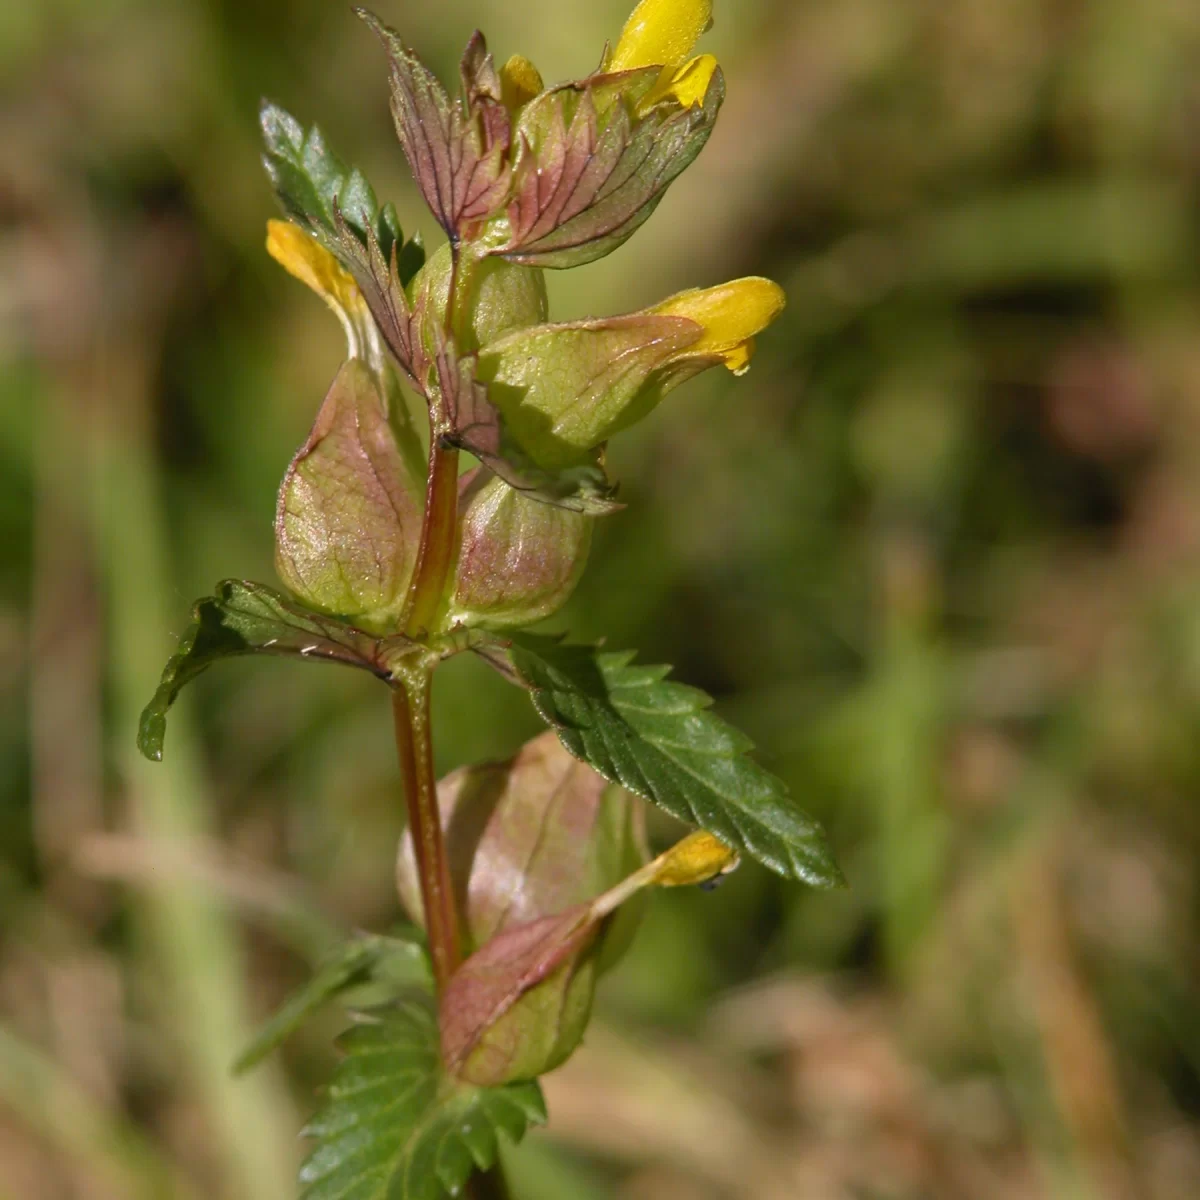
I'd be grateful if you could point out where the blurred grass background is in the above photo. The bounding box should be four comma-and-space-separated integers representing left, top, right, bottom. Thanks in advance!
3, 0, 1200, 1196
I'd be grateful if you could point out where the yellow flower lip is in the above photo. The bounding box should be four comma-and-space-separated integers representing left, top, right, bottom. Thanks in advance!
654, 53, 718, 110
266, 219, 379, 363
267, 219, 360, 312
499, 54, 543, 110
610, 0, 713, 72
652, 276, 786, 374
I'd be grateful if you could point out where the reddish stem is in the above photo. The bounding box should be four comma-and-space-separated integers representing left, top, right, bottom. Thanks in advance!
391, 671, 460, 991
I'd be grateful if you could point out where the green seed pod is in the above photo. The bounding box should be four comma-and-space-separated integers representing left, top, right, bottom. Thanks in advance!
449, 470, 592, 629
397, 731, 647, 1084
274, 358, 422, 631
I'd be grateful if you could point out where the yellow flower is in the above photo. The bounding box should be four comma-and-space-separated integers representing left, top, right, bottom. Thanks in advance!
610, 0, 712, 72
265, 220, 383, 369
499, 54, 543, 111
652, 277, 786, 375
610, 0, 719, 113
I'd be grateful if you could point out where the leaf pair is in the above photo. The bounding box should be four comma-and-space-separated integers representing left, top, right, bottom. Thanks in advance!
139, 583, 842, 890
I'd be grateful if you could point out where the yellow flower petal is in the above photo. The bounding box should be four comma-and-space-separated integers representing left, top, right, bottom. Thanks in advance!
500, 54, 543, 110
651, 831, 740, 887
637, 52, 718, 114
266, 220, 380, 365
610, 0, 713, 72
652, 276, 786, 374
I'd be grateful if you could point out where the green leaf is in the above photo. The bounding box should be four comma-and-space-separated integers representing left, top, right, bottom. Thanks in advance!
234, 934, 432, 1077
501, 635, 845, 888
137, 580, 416, 762
260, 99, 424, 284
300, 999, 546, 1200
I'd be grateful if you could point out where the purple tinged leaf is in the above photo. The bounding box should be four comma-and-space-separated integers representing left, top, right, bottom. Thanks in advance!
450, 470, 593, 629
499, 66, 724, 268
439, 826, 741, 1084
439, 907, 597, 1083
325, 201, 430, 392
275, 358, 423, 628
397, 731, 644, 945
358, 11, 511, 242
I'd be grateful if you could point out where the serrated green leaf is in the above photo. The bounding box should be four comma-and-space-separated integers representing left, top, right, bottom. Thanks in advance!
137, 580, 417, 762
299, 999, 545, 1200
234, 934, 432, 1077
501, 635, 845, 887
260, 99, 423, 284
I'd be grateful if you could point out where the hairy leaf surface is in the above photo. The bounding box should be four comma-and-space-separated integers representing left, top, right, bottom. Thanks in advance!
500, 635, 845, 887
299, 1000, 545, 1200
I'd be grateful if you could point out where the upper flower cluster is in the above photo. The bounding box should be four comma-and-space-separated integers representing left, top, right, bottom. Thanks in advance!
262, 0, 785, 635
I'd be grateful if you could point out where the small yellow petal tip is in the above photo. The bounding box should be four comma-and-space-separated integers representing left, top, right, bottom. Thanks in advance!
266, 219, 360, 310
637, 52, 718, 114
653, 276, 785, 371
653, 831, 740, 888
500, 54, 543, 110
611, 0, 713, 72
266, 219, 377, 361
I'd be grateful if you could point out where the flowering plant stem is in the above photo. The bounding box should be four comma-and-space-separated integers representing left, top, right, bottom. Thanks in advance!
392, 670, 460, 993
393, 247, 473, 991
138, 8, 844, 1196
